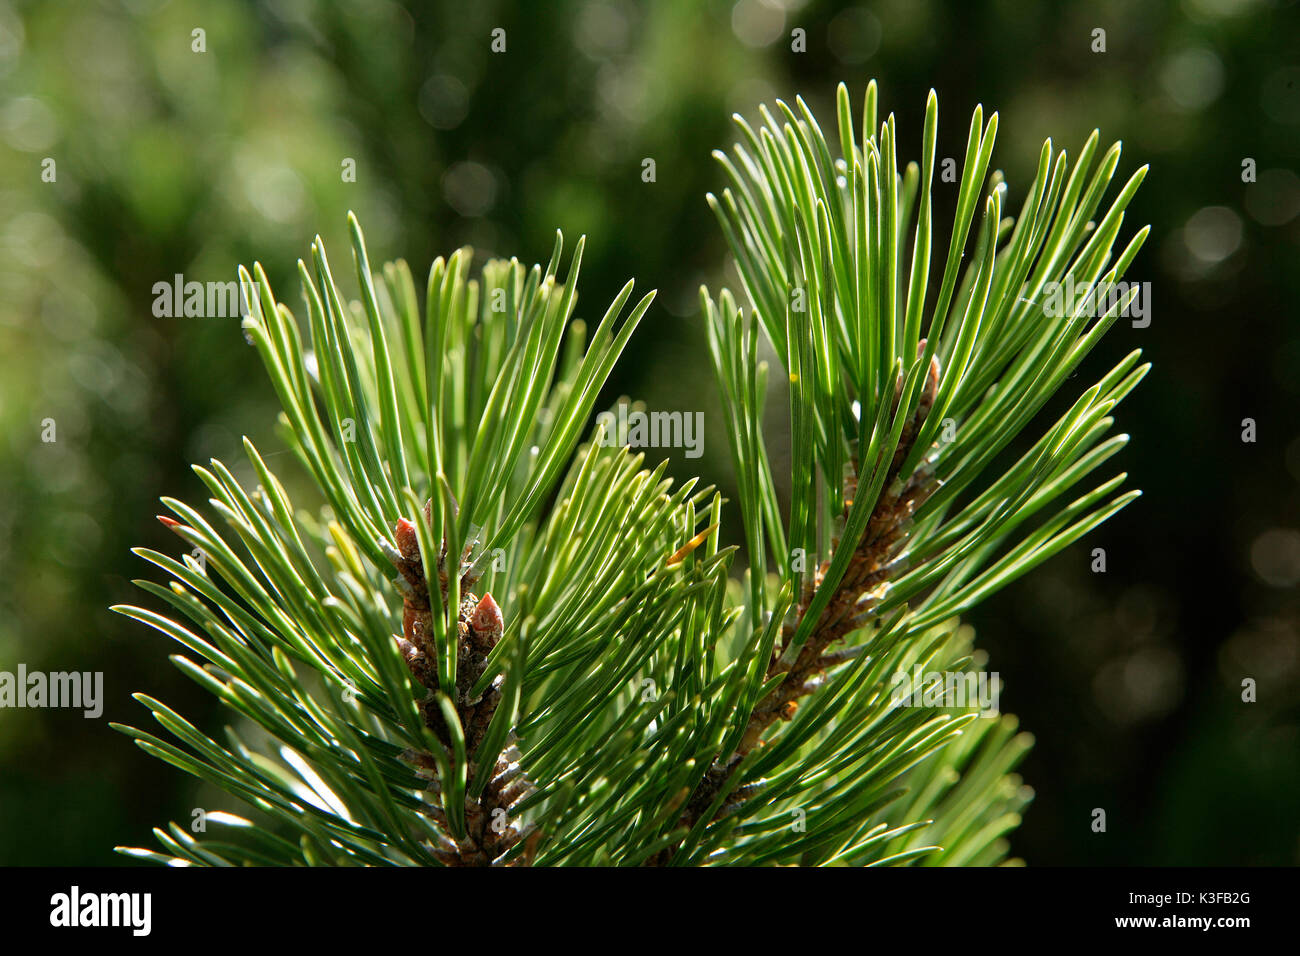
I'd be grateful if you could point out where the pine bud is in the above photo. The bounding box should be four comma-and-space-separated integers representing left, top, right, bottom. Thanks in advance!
394, 517, 421, 563
916, 342, 941, 427
469, 592, 504, 647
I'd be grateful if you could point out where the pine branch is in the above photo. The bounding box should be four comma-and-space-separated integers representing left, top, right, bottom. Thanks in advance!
112, 79, 1147, 868
383, 497, 537, 864
667, 81, 1147, 863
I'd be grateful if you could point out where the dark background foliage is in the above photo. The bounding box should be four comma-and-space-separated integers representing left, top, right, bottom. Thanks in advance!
1, 0, 1296, 865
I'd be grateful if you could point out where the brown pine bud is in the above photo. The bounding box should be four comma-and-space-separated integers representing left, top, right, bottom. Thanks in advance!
394, 517, 421, 563
916, 347, 941, 427
469, 592, 503, 648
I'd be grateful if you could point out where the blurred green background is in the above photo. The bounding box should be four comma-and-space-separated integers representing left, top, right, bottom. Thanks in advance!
1, 0, 1297, 865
